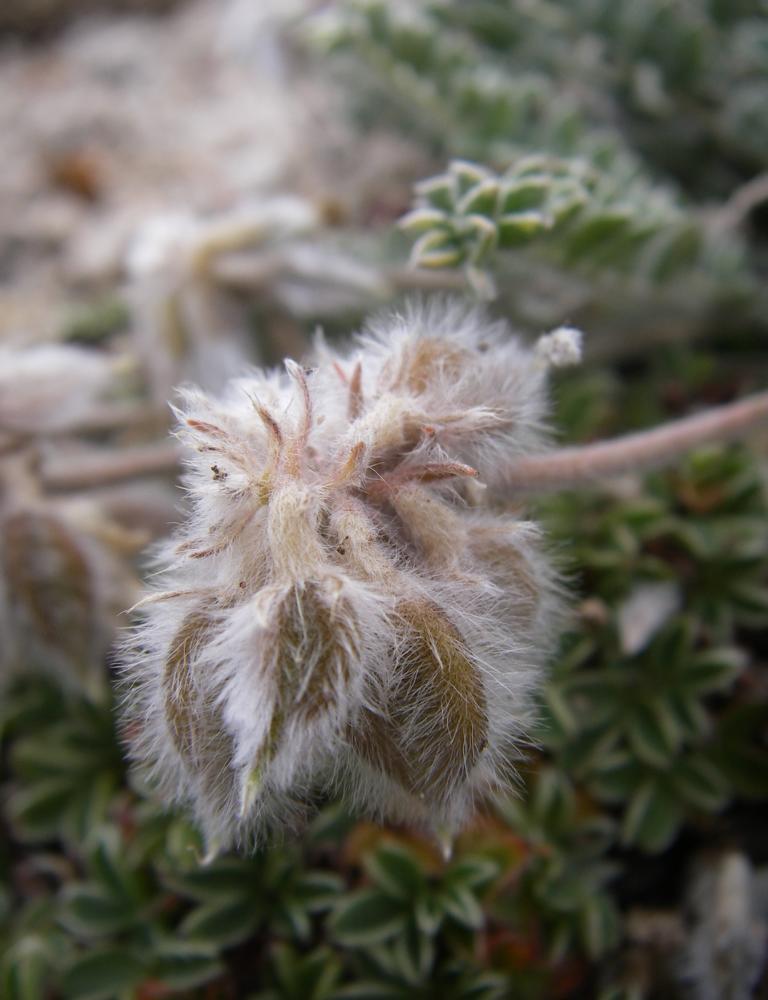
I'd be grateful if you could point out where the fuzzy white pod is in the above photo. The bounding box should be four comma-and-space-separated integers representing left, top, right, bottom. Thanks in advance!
120, 300, 571, 853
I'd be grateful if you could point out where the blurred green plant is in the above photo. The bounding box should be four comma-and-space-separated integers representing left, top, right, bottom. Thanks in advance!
313, 0, 768, 340
315, 0, 768, 189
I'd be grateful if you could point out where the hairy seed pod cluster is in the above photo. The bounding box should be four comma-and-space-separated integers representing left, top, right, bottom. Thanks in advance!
121, 301, 576, 854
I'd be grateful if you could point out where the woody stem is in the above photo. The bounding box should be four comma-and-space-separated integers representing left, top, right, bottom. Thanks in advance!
42, 441, 180, 492
503, 391, 768, 494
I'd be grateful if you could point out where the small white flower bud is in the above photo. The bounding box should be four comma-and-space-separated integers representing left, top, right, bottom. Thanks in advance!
536, 325, 583, 367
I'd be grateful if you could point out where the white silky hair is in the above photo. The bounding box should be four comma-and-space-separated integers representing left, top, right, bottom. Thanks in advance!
120, 299, 574, 853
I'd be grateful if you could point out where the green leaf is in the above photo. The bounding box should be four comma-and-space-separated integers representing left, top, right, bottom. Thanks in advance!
307, 802, 356, 845
713, 705, 768, 799
414, 894, 444, 938
541, 683, 579, 739
681, 648, 745, 694
180, 897, 261, 948
626, 700, 683, 768
530, 767, 574, 829
61, 949, 146, 1000
12, 737, 96, 777
59, 886, 139, 938
668, 689, 710, 740
391, 919, 435, 985
439, 882, 484, 929
464, 213, 498, 260
457, 179, 499, 216
728, 581, 768, 618
550, 185, 589, 223
672, 756, 728, 812
414, 175, 455, 212
649, 223, 702, 281
500, 178, 550, 213
87, 830, 143, 903
331, 890, 406, 947
580, 893, 620, 959
62, 297, 128, 345
621, 779, 683, 853
564, 211, 632, 262
497, 210, 550, 246
538, 869, 586, 913
162, 856, 258, 899
364, 844, 425, 900
445, 855, 501, 891
291, 871, 344, 911
334, 984, 407, 1000
153, 941, 224, 991
451, 160, 490, 195
398, 208, 449, 233
7, 778, 75, 839
410, 231, 463, 268
270, 944, 342, 999
598, 985, 645, 1000
278, 901, 312, 942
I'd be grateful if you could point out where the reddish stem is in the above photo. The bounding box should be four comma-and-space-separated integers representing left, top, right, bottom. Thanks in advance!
503, 391, 768, 494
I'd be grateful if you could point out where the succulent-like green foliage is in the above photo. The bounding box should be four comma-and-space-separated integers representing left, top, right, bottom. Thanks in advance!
400, 156, 720, 285
537, 442, 768, 855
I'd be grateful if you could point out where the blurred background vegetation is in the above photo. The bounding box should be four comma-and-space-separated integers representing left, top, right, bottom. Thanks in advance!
1, 1, 767, 997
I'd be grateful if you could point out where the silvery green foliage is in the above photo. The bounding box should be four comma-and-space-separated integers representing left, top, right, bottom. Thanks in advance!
122, 301, 571, 853
314, 0, 759, 298
315, 0, 768, 181
399, 157, 728, 286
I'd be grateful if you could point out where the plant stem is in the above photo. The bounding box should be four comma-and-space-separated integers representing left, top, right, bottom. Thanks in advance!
43, 441, 180, 492
40, 393, 768, 495
503, 391, 768, 494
